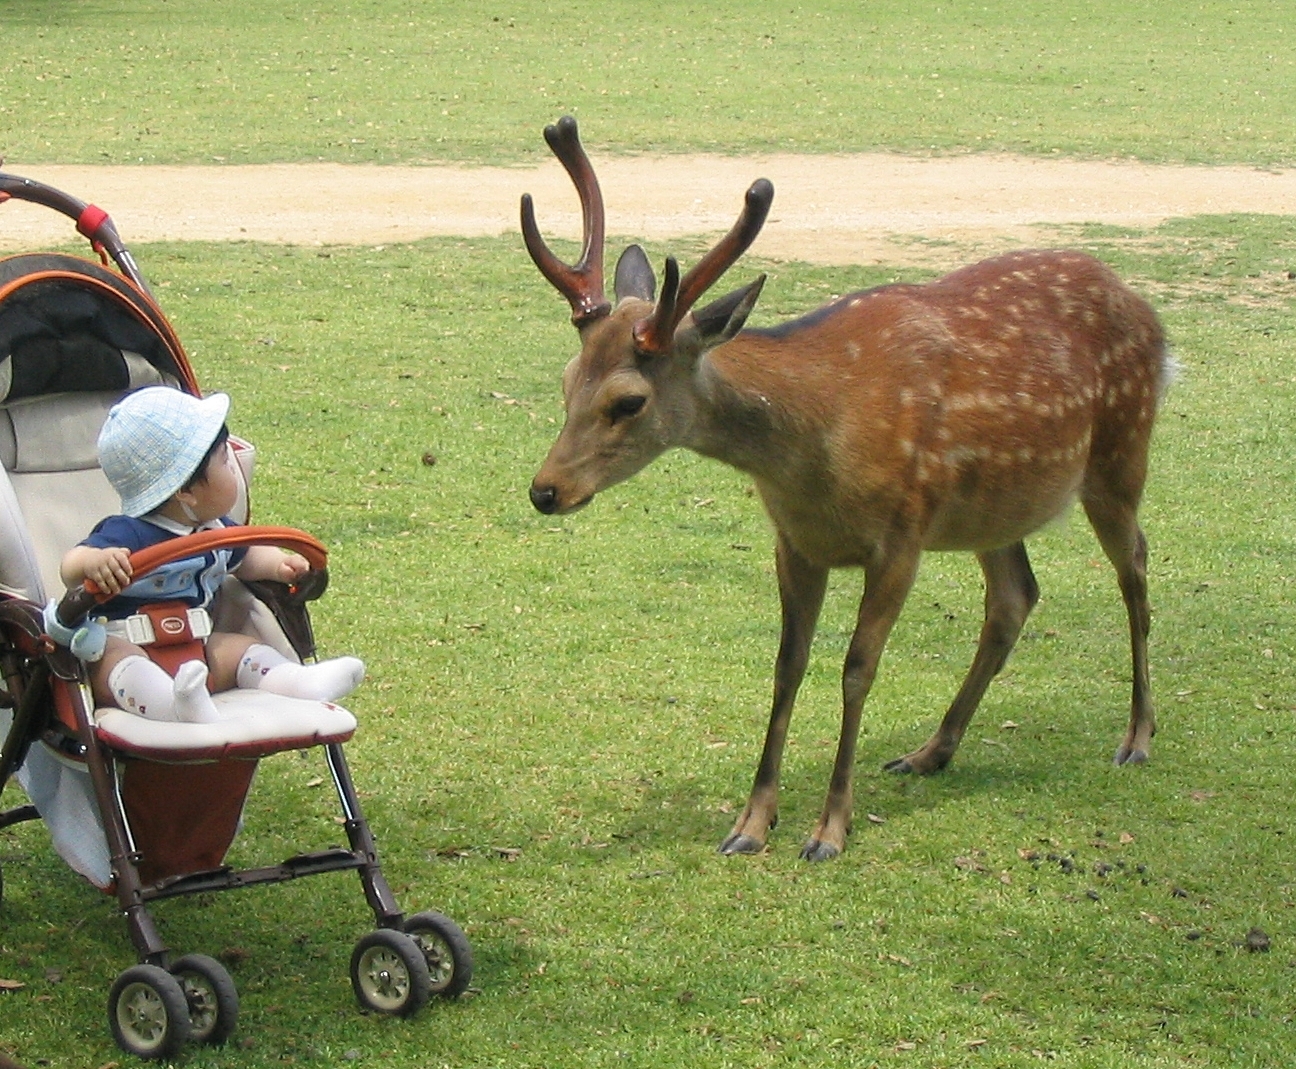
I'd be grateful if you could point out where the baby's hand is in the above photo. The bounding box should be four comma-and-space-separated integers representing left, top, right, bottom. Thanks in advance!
276, 552, 311, 584
85, 547, 133, 595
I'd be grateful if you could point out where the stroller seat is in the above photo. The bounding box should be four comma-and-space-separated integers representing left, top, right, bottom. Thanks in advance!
95, 690, 357, 763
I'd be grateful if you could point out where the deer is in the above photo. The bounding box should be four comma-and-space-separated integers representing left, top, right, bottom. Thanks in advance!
522, 116, 1172, 862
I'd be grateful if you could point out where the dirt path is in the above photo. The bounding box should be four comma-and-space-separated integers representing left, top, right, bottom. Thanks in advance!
2, 155, 1293, 266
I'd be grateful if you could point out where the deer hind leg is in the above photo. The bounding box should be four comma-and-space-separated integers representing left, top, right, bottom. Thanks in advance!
720, 536, 828, 855
1082, 492, 1154, 765
801, 547, 922, 862
884, 542, 1039, 776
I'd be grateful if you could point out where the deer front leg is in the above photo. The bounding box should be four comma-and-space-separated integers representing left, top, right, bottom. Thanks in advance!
802, 549, 921, 862
885, 542, 1039, 775
720, 537, 828, 855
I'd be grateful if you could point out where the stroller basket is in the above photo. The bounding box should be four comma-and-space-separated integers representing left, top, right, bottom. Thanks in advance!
0, 172, 471, 1060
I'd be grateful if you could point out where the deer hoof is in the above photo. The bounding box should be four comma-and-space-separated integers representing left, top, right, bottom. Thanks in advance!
885, 749, 951, 775
1113, 746, 1149, 766
719, 833, 765, 856
799, 838, 841, 863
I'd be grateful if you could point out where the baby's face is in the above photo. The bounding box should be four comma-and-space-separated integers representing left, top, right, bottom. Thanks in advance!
185, 442, 240, 522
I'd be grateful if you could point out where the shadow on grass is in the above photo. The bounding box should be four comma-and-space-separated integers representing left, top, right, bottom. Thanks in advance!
608, 718, 1077, 857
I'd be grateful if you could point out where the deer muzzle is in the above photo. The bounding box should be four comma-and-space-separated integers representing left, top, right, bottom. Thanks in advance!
528, 479, 594, 515
529, 483, 559, 514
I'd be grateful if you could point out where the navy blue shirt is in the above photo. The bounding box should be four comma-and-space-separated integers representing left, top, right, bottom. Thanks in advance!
81, 515, 248, 620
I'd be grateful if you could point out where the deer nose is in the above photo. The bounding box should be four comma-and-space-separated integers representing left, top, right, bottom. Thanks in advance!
530, 483, 559, 514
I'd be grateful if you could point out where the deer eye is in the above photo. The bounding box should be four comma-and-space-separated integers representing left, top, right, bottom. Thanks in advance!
608, 395, 647, 424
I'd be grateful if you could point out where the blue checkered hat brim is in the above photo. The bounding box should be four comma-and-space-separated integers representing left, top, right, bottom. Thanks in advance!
98, 387, 231, 517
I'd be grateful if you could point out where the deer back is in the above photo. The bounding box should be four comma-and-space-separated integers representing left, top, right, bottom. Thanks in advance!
695, 249, 1169, 563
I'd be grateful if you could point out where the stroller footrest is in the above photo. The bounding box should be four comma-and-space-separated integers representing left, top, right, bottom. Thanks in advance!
145, 865, 236, 899
280, 847, 366, 877
95, 689, 356, 761
144, 850, 365, 900
145, 850, 368, 901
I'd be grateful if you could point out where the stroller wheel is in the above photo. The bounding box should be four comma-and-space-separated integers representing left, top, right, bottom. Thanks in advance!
350, 929, 431, 1018
403, 911, 473, 998
170, 953, 239, 1045
108, 964, 192, 1060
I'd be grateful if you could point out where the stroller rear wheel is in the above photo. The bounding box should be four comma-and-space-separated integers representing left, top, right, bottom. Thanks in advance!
350, 929, 431, 1017
170, 953, 239, 1045
108, 964, 192, 1060
403, 911, 473, 998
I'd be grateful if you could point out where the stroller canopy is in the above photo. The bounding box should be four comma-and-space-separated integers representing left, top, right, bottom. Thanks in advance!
0, 252, 196, 402
0, 253, 199, 603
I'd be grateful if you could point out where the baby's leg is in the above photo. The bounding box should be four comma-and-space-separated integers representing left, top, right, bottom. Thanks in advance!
206, 632, 364, 702
93, 636, 220, 723
203, 632, 258, 691
91, 636, 148, 708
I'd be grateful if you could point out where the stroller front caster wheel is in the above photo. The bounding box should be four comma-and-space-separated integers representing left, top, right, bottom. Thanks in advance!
170, 953, 239, 1045
350, 929, 431, 1018
404, 911, 473, 998
108, 964, 192, 1060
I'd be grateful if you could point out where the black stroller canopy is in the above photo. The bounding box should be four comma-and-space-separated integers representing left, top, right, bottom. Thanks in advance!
0, 253, 191, 403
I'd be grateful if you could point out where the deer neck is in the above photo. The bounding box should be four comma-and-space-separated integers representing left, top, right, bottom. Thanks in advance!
685, 336, 815, 478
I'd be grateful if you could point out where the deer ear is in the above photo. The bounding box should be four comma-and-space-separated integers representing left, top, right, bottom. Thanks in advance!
685, 274, 767, 348
614, 245, 656, 301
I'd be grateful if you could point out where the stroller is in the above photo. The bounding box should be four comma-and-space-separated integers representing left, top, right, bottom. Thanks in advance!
0, 173, 471, 1059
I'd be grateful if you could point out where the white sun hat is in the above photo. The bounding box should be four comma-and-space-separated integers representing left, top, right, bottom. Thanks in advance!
98, 387, 231, 517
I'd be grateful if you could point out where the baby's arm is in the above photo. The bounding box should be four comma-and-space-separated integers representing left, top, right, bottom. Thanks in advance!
236, 546, 311, 584
61, 545, 133, 595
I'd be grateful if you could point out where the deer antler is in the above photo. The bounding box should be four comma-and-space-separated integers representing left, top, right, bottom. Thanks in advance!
633, 178, 774, 356
521, 116, 611, 327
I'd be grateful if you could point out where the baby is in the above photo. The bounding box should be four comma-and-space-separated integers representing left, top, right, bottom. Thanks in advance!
55, 386, 363, 722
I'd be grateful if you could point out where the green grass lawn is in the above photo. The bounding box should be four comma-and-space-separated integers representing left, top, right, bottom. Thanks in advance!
3, 0, 1296, 1065
1, 0, 1292, 166
5, 217, 1296, 1066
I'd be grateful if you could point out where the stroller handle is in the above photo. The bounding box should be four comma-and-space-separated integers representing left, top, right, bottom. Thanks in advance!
0, 170, 148, 292
55, 525, 329, 627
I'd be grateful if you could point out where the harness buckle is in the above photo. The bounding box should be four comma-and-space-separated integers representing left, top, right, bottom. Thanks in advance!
120, 605, 212, 646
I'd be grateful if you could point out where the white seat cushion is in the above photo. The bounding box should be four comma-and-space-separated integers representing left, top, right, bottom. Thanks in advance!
94, 689, 357, 762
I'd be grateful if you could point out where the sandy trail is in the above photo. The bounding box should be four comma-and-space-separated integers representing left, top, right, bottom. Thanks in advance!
1, 155, 1293, 265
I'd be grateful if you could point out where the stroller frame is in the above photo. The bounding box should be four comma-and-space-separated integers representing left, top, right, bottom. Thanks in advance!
0, 173, 470, 1060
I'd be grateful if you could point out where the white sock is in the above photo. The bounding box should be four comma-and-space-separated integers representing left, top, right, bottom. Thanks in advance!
172, 660, 222, 723
107, 655, 221, 724
236, 643, 365, 702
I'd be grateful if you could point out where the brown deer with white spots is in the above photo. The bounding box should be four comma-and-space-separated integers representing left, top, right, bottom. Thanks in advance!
524, 117, 1172, 862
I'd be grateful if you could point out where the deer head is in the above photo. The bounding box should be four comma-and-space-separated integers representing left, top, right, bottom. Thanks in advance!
523, 116, 773, 514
